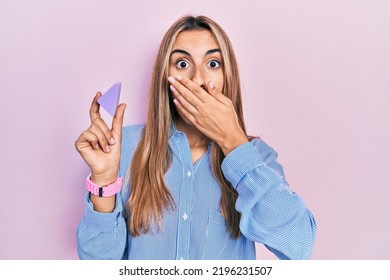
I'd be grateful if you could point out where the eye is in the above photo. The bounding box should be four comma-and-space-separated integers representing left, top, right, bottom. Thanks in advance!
176, 59, 190, 69
207, 60, 221, 68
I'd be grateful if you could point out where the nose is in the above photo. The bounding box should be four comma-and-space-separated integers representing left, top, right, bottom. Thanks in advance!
191, 67, 206, 89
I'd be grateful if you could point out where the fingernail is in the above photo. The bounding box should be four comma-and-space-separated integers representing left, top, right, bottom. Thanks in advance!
110, 138, 115, 145
95, 144, 99, 149
105, 145, 110, 152
209, 81, 215, 89
170, 85, 176, 92
168, 76, 175, 83
176, 75, 182, 81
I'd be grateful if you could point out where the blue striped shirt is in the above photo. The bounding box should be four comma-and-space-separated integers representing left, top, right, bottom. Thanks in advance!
77, 124, 316, 259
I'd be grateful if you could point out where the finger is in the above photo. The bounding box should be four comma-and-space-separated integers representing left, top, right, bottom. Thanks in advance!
168, 76, 206, 108
207, 80, 219, 95
89, 92, 102, 123
79, 130, 99, 150
112, 103, 127, 138
175, 75, 210, 103
172, 99, 196, 124
207, 80, 223, 100
75, 130, 99, 151
206, 80, 231, 105
170, 85, 198, 115
94, 117, 115, 146
89, 122, 111, 153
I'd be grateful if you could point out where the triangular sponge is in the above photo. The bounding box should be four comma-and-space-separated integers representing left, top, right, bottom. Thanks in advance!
97, 82, 121, 116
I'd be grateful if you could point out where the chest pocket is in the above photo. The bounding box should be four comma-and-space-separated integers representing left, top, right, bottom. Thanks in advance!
202, 209, 244, 259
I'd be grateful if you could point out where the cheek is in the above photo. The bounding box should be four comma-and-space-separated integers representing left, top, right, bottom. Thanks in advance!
168, 66, 192, 79
217, 78, 224, 91
213, 72, 224, 91
168, 65, 176, 77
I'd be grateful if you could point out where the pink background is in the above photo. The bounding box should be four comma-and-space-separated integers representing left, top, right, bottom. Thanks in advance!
0, 0, 389, 259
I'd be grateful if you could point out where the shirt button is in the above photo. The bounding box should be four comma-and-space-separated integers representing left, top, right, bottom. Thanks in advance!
183, 213, 188, 220
187, 170, 192, 177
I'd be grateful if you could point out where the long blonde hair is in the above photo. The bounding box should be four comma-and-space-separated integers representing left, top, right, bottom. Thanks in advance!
127, 15, 249, 239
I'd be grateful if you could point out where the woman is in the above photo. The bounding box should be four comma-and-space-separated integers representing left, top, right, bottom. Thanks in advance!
75, 15, 316, 260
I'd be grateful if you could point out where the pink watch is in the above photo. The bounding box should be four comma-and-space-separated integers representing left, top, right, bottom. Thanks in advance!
86, 174, 123, 197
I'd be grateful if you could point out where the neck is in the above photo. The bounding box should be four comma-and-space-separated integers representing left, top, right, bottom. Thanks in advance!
175, 117, 209, 148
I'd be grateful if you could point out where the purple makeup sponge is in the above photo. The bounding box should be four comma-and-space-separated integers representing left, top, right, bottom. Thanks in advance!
97, 82, 121, 116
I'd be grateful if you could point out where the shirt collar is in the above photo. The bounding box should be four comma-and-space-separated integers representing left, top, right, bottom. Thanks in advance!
169, 122, 180, 140
169, 122, 213, 149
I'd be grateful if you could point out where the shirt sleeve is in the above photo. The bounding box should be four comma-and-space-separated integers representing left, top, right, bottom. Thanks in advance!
76, 125, 141, 260
76, 192, 128, 259
221, 140, 317, 260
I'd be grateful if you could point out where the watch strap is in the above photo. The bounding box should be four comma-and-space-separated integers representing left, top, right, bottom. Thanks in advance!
86, 174, 123, 197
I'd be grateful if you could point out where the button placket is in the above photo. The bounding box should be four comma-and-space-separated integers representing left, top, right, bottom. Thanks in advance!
175, 133, 194, 260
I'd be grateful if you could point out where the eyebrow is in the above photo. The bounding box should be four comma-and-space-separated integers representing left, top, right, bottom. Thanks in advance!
170, 48, 221, 57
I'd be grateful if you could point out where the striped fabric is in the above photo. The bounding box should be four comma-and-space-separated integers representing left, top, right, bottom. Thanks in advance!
77, 125, 316, 259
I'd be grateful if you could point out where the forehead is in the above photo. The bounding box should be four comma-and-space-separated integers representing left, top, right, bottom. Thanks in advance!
172, 29, 219, 51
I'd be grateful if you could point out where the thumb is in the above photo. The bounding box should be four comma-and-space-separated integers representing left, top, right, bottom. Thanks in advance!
112, 103, 126, 137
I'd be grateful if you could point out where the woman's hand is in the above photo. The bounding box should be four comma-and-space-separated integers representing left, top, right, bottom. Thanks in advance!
75, 92, 126, 186
168, 75, 248, 155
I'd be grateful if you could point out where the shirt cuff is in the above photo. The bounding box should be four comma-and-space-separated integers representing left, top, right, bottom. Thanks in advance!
221, 142, 266, 188
83, 192, 123, 232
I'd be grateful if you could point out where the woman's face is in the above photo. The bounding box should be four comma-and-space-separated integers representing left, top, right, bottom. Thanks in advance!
168, 29, 224, 92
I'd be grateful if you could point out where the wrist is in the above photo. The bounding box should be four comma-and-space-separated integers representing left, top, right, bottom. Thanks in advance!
91, 170, 118, 186
86, 174, 123, 197
219, 133, 248, 156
